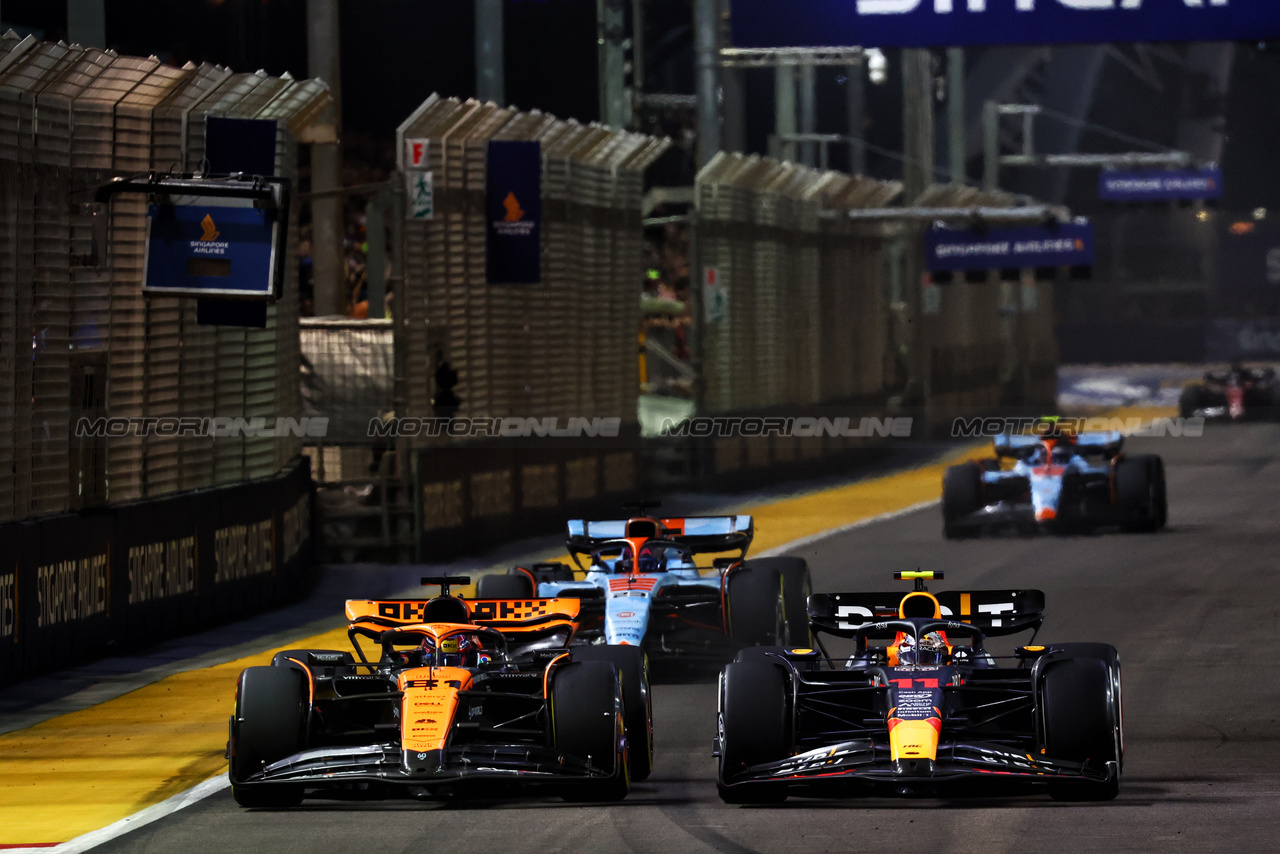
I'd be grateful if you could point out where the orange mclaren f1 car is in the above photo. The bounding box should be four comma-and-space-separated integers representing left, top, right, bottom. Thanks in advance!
227, 577, 650, 806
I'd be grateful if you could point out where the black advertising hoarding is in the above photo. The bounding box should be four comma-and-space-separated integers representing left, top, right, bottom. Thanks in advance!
0, 457, 315, 686
486, 140, 543, 285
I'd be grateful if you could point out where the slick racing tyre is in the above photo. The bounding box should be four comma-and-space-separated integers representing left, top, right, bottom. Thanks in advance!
1178, 385, 1204, 419
1042, 655, 1122, 801
1115, 454, 1167, 532
742, 557, 812, 647
551, 661, 630, 802
717, 661, 790, 804
229, 666, 308, 808
942, 463, 983, 539
572, 646, 654, 782
477, 571, 535, 599
726, 565, 785, 647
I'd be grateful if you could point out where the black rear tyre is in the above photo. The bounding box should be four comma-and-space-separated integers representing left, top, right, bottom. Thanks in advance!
743, 557, 811, 646
943, 463, 983, 539
230, 666, 308, 808
1043, 657, 1122, 801
477, 572, 535, 599
571, 646, 653, 782
726, 566, 784, 647
552, 661, 629, 802
717, 661, 790, 804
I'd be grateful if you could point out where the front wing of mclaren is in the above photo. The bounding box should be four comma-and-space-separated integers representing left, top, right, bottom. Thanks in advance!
231, 741, 620, 793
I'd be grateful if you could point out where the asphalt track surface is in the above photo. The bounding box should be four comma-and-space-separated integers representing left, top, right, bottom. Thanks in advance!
31, 424, 1280, 852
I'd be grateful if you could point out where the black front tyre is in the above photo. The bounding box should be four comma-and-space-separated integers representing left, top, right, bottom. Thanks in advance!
1042, 657, 1122, 801
1115, 455, 1166, 532
942, 463, 983, 539
571, 646, 653, 782
551, 661, 630, 802
743, 557, 811, 647
717, 661, 790, 804
726, 566, 784, 647
229, 666, 308, 808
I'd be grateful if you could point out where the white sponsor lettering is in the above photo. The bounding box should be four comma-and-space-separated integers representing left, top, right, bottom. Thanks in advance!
127, 537, 197, 605
213, 521, 274, 583
37, 554, 109, 629
0, 572, 14, 639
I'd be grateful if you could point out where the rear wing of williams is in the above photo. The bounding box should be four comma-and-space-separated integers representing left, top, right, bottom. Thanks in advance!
807, 589, 1045, 638
345, 598, 582, 632
565, 515, 754, 556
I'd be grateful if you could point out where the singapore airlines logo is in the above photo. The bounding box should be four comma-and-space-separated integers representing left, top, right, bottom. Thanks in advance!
494, 192, 534, 237
502, 193, 525, 223
191, 212, 229, 256
200, 214, 220, 242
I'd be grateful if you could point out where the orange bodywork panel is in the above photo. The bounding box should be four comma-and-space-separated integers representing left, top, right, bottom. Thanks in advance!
397, 666, 474, 754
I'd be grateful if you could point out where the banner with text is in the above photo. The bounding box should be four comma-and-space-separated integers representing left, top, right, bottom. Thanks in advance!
731, 0, 1280, 49
1100, 167, 1224, 202
927, 222, 1095, 272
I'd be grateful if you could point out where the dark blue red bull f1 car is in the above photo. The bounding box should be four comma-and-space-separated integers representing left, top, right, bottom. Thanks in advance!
714, 571, 1123, 803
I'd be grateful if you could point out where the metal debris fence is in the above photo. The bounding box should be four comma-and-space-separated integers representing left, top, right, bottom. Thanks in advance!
0, 32, 329, 524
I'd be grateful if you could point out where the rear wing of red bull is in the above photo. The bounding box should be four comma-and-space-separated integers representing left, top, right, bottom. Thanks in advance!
807, 589, 1045, 639
565, 515, 754, 557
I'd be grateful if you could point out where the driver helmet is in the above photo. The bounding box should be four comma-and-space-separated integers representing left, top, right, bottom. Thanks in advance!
436, 634, 491, 668
898, 632, 948, 667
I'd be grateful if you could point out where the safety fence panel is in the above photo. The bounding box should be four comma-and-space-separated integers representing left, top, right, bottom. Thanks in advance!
395, 96, 669, 444
0, 34, 331, 524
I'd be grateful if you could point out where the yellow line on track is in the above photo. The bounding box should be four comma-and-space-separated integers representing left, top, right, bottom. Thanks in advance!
0, 416, 1176, 845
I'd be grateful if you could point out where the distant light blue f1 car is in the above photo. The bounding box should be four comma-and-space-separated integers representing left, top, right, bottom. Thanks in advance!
942, 428, 1167, 538
477, 506, 812, 663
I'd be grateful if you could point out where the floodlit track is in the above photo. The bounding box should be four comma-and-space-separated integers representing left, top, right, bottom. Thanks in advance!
30, 424, 1280, 853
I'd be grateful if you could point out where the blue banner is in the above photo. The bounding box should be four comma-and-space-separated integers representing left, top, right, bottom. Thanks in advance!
1099, 167, 1223, 202
927, 221, 1095, 272
145, 202, 280, 299
731, 0, 1280, 49
486, 140, 542, 285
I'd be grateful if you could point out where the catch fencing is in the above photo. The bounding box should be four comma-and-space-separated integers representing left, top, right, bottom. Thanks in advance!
0, 32, 329, 524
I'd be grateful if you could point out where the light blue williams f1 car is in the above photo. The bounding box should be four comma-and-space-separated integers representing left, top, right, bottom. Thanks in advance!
942, 427, 1167, 538
476, 505, 812, 663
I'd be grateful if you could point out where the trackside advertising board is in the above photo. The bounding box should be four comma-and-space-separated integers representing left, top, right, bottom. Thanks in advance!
1099, 167, 1224, 202
731, 0, 1280, 49
926, 221, 1095, 272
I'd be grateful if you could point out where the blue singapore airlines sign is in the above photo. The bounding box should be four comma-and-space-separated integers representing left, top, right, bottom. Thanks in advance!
731, 0, 1280, 48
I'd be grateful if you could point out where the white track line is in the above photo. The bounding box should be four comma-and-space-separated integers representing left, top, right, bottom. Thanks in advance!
41, 499, 938, 851
753, 499, 940, 558
7, 775, 231, 853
